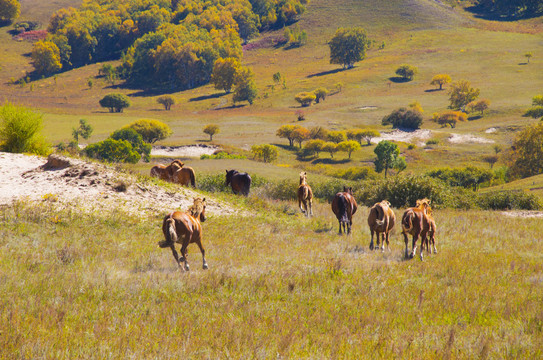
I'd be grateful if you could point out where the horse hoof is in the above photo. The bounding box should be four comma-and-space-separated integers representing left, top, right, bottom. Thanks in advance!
203, 263, 209, 270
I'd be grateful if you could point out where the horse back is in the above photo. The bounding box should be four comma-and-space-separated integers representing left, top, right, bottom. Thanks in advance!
166, 211, 202, 243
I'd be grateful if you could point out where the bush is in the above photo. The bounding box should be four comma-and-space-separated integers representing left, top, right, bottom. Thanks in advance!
99, 93, 131, 113
123, 119, 172, 144
478, 191, 542, 210
381, 108, 423, 129
426, 166, 494, 191
84, 138, 140, 163
200, 152, 246, 160
395, 64, 418, 81
110, 128, 151, 162
295, 92, 316, 107
0, 102, 50, 155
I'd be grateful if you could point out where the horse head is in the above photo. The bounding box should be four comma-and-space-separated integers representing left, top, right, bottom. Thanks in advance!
299, 171, 307, 185
225, 169, 237, 186
189, 197, 207, 222
343, 186, 353, 195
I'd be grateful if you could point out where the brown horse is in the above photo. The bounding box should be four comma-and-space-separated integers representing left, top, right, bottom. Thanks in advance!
297, 171, 313, 217
423, 211, 437, 255
159, 197, 208, 271
225, 169, 251, 196
368, 200, 396, 251
172, 166, 196, 187
150, 160, 184, 182
331, 186, 358, 234
401, 198, 431, 260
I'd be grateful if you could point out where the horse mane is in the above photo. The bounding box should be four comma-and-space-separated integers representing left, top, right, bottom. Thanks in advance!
188, 198, 205, 218
415, 198, 432, 214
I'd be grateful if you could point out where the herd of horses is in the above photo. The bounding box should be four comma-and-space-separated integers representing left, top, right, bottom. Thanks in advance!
154, 160, 437, 270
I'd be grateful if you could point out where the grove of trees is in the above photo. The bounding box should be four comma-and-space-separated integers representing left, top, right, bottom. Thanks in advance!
448, 80, 480, 110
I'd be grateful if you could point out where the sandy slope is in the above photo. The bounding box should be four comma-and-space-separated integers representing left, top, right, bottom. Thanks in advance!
0, 152, 236, 217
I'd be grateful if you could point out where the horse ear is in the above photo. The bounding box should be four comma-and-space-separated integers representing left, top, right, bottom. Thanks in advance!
202, 198, 206, 202
225, 170, 228, 173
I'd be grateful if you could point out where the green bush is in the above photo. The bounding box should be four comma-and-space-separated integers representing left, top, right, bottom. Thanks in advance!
478, 191, 542, 210
382, 108, 423, 129
110, 128, 151, 162
84, 138, 140, 163
200, 152, 246, 160
99, 93, 131, 113
0, 102, 50, 155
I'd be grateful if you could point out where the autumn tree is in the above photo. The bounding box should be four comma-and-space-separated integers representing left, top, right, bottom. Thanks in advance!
373, 140, 405, 178
0, 0, 20, 22
277, 125, 302, 147
358, 129, 380, 145
448, 80, 480, 110
304, 139, 325, 157
329, 27, 370, 69
295, 92, 316, 107
309, 126, 328, 140
123, 119, 172, 144
313, 87, 328, 103
31, 40, 62, 75
525, 52, 533, 64
233, 67, 257, 105
338, 140, 361, 159
212, 57, 241, 93
157, 95, 175, 110
327, 131, 346, 144
292, 126, 310, 148
251, 144, 278, 163
203, 124, 220, 141
382, 108, 423, 129
509, 122, 543, 178
435, 111, 467, 128
430, 74, 451, 90
467, 99, 490, 115
99, 93, 131, 113
395, 64, 418, 81
322, 142, 338, 158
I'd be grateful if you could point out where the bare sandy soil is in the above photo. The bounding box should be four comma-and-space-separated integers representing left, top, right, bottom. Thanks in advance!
0, 152, 236, 218
373, 129, 432, 146
151, 144, 220, 157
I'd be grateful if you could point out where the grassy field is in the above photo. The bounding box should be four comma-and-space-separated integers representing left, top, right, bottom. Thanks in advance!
1, 198, 543, 358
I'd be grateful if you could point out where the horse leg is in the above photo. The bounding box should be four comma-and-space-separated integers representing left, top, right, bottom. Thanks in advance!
380, 233, 385, 252
385, 232, 390, 252
309, 199, 313, 216
298, 198, 305, 214
403, 232, 409, 259
179, 241, 190, 271
410, 232, 419, 259
195, 240, 208, 270
369, 229, 374, 250
338, 220, 343, 235
169, 245, 182, 269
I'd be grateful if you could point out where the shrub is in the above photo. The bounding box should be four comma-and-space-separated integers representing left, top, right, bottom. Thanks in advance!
295, 92, 316, 107
251, 144, 278, 163
84, 138, 140, 163
426, 139, 440, 145
99, 93, 131, 113
0, 102, 50, 155
203, 124, 220, 141
123, 119, 172, 144
200, 152, 246, 160
478, 191, 542, 210
425, 166, 494, 191
395, 64, 418, 81
110, 128, 151, 162
381, 108, 423, 129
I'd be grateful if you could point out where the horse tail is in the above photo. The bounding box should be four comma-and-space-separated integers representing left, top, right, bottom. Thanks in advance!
159, 214, 177, 248
150, 166, 158, 178
375, 203, 385, 226
190, 169, 195, 187
402, 209, 414, 232
244, 175, 252, 196
338, 194, 349, 223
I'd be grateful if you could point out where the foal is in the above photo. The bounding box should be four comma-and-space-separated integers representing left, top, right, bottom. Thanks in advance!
159, 198, 208, 271
297, 171, 313, 216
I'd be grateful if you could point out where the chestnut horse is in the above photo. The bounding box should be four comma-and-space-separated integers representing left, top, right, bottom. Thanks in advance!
225, 169, 251, 196
401, 198, 431, 260
172, 166, 196, 187
368, 200, 395, 251
150, 160, 184, 182
423, 210, 437, 255
159, 197, 208, 271
297, 171, 313, 217
331, 186, 358, 234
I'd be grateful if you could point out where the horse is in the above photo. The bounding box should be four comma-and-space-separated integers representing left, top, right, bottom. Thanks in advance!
368, 200, 396, 251
150, 160, 184, 182
225, 169, 251, 196
172, 166, 196, 187
422, 210, 437, 255
331, 186, 358, 234
401, 198, 431, 260
297, 171, 313, 217
158, 197, 208, 271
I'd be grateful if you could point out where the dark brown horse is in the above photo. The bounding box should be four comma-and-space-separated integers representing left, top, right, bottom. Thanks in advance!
225, 169, 251, 196
401, 198, 431, 260
159, 197, 208, 271
331, 186, 358, 234
297, 171, 313, 217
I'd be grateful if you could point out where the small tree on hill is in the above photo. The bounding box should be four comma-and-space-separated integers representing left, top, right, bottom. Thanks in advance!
277, 125, 302, 147
157, 95, 175, 110
211, 57, 241, 93
329, 27, 371, 69
374, 140, 405, 178
327, 130, 346, 144
338, 140, 361, 159
31, 40, 62, 75
430, 74, 452, 90
510, 122, 543, 178
524, 52, 533, 64
448, 80, 480, 110
360, 129, 380, 145
251, 144, 278, 163
322, 142, 338, 158
435, 111, 467, 128
99, 93, 130, 113
309, 126, 328, 140
123, 119, 172, 143
233, 67, 257, 105
292, 127, 310, 148
295, 92, 316, 107
382, 108, 423, 129
313, 88, 328, 103
395, 64, 418, 81
482, 154, 499, 169
467, 99, 490, 115
72, 119, 93, 143
304, 139, 325, 157
203, 124, 220, 141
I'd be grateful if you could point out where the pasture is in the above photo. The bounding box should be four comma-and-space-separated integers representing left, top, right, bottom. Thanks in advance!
1, 198, 543, 358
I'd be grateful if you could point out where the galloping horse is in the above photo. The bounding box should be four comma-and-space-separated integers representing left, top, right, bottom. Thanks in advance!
225, 169, 251, 196
368, 200, 396, 251
401, 198, 431, 260
297, 171, 313, 217
159, 197, 208, 271
150, 160, 184, 182
331, 186, 358, 234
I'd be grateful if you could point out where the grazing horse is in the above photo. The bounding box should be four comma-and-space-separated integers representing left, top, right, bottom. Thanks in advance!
368, 200, 396, 251
172, 166, 196, 187
331, 186, 358, 234
401, 198, 431, 260
150, 160, 184, 182
159, 198, 208, 271
297, 171, 313, 216
225, 169, 251, 196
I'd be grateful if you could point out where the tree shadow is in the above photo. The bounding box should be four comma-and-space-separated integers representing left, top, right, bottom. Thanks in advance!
389, 76, 410, 83
424, 88, 442, 93
218, 104, 246, 110
518, 62, 528, 66
464, 4, 542, 21
272, 143, 295, 151
189, 92, 228, 102
307, 67, 349, 79
311, 158, 350, 165
468, 115, 482, 121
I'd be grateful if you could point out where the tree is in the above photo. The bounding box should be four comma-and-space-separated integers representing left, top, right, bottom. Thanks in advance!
0, 102, 49, 155
72, 119, 93, 143
409, 101, 423, 113
304, 139, 325, 157
233, 67, 257, 105
525, 52, 533, 64
31, 40, 62, 75
395, 64, 418, 81
374, 140, 405, 178
327, 131, 346, 144
338, 140, 361, 159
98, 64, 117, 85
110, 128, 151, 162
533, 95, 543, 106
124, 119, 172, 144
283, 24, 307, 47
448, 80, 480, 110
251, 144, 278, 163
309, 126, 328, 140
84, 138, 140, 164
322, 142, 338, 158
435, 111, 467, 128
510, 122, 543, 178
329, 27, 370, 69
292, 127, 310, 148
203, 124, 220, 141
313, 87, 328, 103
0, 0, 20, 22
467, 99, 491, 115
482, 154, 499, 169
295, 92, 316, 107
211, 57, 241, 93
157, 95, 175, 110
360, 129, 380, 145
430, 74, 452, 90
382, 108, 423, 129
272, 72, 282, 84
276, 124, 301, 147
99, 93, 131, 113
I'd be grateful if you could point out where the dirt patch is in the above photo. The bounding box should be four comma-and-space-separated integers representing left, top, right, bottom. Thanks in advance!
0, 152, 236, 218
448, 134, 494, 144
501, 211, 543, 218
372, 129, 432, 146
151, 145, 220, 157
359, 106, 378, 110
